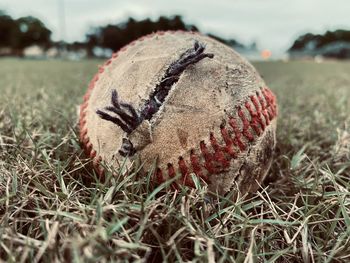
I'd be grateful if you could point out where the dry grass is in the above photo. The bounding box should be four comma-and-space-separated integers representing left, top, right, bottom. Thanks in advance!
0, 58, 350, 262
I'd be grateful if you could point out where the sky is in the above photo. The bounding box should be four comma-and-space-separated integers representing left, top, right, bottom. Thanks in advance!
1, 0, 350, 56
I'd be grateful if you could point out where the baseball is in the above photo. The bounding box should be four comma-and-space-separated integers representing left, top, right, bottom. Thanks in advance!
79, 31, 277, 195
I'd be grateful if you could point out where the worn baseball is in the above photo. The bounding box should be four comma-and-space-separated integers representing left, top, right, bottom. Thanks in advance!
79, 31, 277, 195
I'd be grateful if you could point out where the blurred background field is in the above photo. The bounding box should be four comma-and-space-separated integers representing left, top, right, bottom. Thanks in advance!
1, 0, 350, 61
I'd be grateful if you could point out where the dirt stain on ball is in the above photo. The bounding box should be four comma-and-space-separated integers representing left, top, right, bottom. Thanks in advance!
176, 128, 189, 149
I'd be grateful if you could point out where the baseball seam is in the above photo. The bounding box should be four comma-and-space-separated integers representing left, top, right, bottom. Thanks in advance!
79, 30, 277, 187
154, 87, 277, 188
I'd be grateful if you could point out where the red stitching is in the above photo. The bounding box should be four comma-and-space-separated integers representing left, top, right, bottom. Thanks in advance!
228, 118, 246, 151
220, 124, 236, 157
190, 149, 208, 182
83, 93, 90, 103
80, 110, 87, 120
178, 157, 189, 176
79, 30, 278, 187
237, 107, 254, 142
129, 40, 137, 46
105, 59, 112, 66
200, 140, 216, 174
256, 91, 270, 126
82, 135, 89, 145
166, 164, 179, 190
250, 95, 266, 131
178, 157, 194, 187
80, 103, 88, 111
167, 163, 176, 178
80, 127, 88, 138
210, 133, 230, 168
245, 101, 261, 136
262, 88, 277, 119
90, 150, 97, 158
155, 168, 165, 184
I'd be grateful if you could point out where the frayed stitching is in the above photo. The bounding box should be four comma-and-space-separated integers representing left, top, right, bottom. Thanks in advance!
80, 30, 196, 179
95, 40, 214, 157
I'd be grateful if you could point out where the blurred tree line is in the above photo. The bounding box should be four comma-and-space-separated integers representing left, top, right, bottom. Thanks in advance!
0, 10, 51, 55
79, 15, 248, 57
1, 9, 350, 59
85, 15, 198, 56
289, 30, 350, 59
0, 11, 248, 58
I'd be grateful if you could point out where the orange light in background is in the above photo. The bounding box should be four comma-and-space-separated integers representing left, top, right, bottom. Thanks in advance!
261, 49, 272, 59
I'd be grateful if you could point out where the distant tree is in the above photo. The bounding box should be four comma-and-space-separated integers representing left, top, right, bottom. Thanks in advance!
67, 41, 87, 51
14, 16, 51, 49
86, 15, 198, 56
0, 10, 17, 47
0, 11, 52, 55
85, 33, 98, 57
207, 33, 245, 48
289, 29, 350, 59
289, 30, 350, 52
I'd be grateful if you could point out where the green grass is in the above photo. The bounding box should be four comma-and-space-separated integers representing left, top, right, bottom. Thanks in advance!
0, 58, 350, 262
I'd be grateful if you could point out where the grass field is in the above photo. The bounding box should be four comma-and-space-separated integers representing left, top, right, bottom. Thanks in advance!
0, 58, 350, 262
